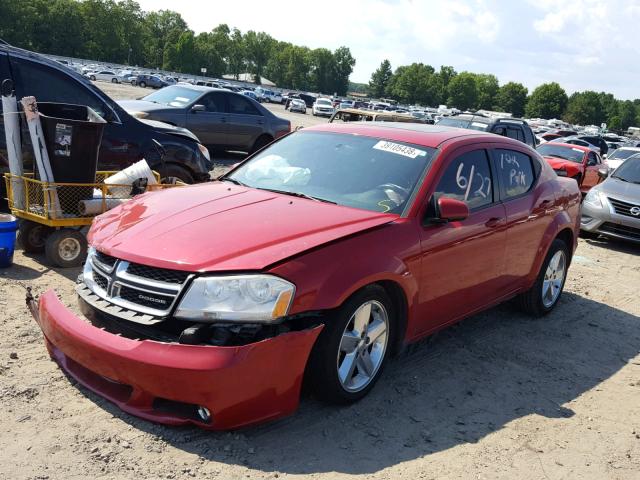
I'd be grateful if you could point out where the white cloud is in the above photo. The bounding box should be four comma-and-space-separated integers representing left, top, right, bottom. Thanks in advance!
136, 0, 640, 99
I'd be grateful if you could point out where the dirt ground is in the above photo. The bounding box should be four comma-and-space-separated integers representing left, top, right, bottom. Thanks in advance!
1, 81, 639, 479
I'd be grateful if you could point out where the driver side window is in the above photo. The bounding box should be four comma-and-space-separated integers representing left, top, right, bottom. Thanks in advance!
587, 152, 599, 166
435, 150, 493, 210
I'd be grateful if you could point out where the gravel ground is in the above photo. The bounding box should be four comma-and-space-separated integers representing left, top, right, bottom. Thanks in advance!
1, 80, 639, 479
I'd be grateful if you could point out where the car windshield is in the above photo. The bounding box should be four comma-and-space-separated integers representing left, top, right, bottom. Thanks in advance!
611, 157, 640, 183
142, 86, 202, 107
437, 117, 489, 132
225, 131, 436, 214
317, 99, 332, 106
608, 149, 640, 161
537, 144, 584, 163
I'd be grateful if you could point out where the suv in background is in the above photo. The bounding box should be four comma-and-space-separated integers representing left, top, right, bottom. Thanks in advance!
132, 74, 168, 89
0, 42, 213, 201
437, 114, 537, 148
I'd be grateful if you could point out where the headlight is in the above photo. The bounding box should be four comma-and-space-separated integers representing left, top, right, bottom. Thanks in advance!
175, 275, 295, 323
555, 168, 567, 177
197, 143, 211, 162
584, 188, 602, 208
130, 111, 149, 119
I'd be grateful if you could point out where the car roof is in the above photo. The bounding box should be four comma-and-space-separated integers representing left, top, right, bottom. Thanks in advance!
305, 122, 496, 148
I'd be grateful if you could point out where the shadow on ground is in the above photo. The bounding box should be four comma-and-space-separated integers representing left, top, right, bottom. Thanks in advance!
64, 292, 640, 475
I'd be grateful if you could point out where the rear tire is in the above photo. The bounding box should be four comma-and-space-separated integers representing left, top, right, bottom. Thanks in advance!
17, 221, 52, 254
307, 285, 394, 404
111, 78, 118, 83
139, 81, 147, 88
517, 239, 569, 316
90, 75, 96, 81
45, 229, 87, 268
251, 135, 273, 154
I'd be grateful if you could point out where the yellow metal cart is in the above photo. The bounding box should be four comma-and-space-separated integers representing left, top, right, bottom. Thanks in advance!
4, 171, 182, 267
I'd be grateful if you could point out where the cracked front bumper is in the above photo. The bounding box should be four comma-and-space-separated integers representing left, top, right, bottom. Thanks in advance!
28, 290, 322, 430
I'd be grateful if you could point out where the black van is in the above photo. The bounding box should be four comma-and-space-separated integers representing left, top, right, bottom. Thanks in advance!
0, 41, 213, 198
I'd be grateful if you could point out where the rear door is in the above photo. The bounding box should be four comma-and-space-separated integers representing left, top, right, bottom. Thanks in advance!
185, 91, 228, 147
490, 146, 555, 290
226, 93, 265, 151
416, 146, 508, 334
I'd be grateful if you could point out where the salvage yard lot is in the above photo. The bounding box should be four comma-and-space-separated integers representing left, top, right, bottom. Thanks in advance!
0, 82, 639, 480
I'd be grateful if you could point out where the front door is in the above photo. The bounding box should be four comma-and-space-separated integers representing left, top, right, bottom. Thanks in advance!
415, 147, 507, 337
583, 151, 603, 191
186, 92, 228, 147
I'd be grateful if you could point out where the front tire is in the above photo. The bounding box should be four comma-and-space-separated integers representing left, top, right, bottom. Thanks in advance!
517, 239, 569, 316
158, 164, 194, 184
139, 81, 147, 88
307, 285, 394, 404
111, 78, 118, 83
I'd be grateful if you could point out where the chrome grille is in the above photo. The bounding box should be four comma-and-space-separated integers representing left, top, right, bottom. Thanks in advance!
599, 222, 640, 241
82, 251, 193, 322
125, 263, 191, 284
608, 197, 640, 218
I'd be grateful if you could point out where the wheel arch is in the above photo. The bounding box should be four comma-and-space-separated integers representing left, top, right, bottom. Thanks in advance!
375, 280, 409, 355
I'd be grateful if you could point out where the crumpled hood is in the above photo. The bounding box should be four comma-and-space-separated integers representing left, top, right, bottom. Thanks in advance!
88, 182, 397, 272
543, 156, 582, 174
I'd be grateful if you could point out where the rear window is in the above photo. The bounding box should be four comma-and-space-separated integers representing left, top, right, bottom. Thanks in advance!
437, 117, 488, 132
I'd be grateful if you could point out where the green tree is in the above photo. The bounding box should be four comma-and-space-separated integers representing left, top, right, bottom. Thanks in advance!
227, 28, 245, 80
309, 48, 335, 93
564, 91, 602, 126
447, 72, 478, 110
143, 9, 188, 68
474, 74, 499, 110
332, 46, 356, 96
525, 82, 568, 118
386, 63, 437, 105
618, 100, 637, 130
244, 30, 275, 83
369, 59, 393, 99
495, 82, 528, 117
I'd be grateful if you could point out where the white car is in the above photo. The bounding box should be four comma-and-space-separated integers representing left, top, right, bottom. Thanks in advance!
288, 98, 307, 114
605, 147, 640, 171
312, 98, 335, 117
86, 70, 122, 83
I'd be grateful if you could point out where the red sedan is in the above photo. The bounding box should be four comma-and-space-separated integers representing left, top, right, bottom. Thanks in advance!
537, 142, 605, 193
28, 124, 581, 430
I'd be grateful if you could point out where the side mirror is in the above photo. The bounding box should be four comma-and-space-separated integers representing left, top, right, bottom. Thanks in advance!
191, 104, 205, 113
437, 197, 469, 222
597, 168, 609, 179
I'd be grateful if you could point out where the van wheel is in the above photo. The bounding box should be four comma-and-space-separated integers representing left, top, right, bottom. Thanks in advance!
111, 78, 118, 83
307, 285, 394, 404
139, 81, 147, 88
158, 164, 194, 184
251, 135, 273, 154
517, 239, 568, 316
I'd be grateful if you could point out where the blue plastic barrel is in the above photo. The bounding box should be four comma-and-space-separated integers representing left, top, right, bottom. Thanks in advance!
0, 214, 18, 268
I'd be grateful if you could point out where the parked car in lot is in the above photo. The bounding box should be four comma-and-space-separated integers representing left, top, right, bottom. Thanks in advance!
604, 147, 640, 171
263, 90, 282, 103
29, 123, 580, 430
241, 90, 259, 101
287, 98, 307, 114
132, 74, 169, 89
436, 114, 537, 148
537, 143, 604, 193
118, 85, 291, 153
581, 156, 640, 243
551, 135, 608, 156
312, 97, 335, 117
85, 70, 123, 83
0, 42, 212, 200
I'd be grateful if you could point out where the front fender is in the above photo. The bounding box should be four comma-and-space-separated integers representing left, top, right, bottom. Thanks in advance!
269, 220, 421, 336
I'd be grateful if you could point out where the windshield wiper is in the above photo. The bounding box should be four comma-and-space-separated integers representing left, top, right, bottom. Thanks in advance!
545, 154, 569, 160
221, 177, 248, 187
260, 188, 337, 204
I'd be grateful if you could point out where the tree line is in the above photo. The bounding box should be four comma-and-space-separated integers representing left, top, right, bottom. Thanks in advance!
0, 0, 355, 95
369, 60, 639, 131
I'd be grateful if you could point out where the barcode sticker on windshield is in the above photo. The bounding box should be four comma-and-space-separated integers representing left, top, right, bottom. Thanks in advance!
572, 148, 583, 152
373, 140, 426, 158
471, 122, 487, 128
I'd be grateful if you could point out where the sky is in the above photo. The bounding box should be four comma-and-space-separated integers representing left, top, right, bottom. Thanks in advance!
136, 0, 640, 100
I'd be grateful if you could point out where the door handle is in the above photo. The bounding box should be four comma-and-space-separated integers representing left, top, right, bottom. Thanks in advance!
485, 217, 501, 228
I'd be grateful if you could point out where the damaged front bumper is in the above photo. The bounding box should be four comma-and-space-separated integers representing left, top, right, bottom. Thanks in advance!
27, 289, 322, 430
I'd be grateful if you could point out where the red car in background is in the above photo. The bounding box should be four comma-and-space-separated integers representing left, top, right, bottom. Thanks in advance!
537, 143, 605, 193
28, 124, 581, 430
